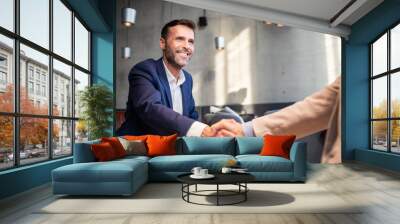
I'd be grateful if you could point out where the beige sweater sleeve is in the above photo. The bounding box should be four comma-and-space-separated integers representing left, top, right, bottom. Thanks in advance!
252, 76, 341, 139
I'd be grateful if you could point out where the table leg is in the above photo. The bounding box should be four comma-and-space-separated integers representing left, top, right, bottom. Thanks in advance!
245, 183, 247, 201
217, 184, 219, 206
187, 184, 190, 202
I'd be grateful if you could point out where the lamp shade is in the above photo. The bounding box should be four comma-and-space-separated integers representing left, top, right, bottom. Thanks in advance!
122, 7, 136, 27
122, 46, 131, 59
214, 36, 225, 50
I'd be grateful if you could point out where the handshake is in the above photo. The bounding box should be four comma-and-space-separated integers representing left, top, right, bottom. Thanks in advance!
201, 119, 245, 137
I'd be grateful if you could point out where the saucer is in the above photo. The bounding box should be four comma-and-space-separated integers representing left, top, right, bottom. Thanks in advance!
190, 174, 215, 179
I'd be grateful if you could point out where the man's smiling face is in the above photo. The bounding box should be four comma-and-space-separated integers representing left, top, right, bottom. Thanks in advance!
161, 25, 195, 69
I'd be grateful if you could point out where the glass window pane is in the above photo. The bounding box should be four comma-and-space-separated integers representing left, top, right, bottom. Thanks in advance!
372, 33, 387, 76
0, 34, 14, 113
74, 69, 89, 118
20, 44, 49, 115
20, 117, 49, 165
20, 0, 49, 49
0, 116, 14, 170
391, 120, 400, 153
0, 0, 14, 31
372, 77, 387, 119
75, 120, 88, 143
53, 0, 72, 60
53, 59, 72, 117
74, 18, 89, 70
53, 119, 72, 158
391, 72, 400, 118
372, 121, 388, 151
391, 24, 400, 70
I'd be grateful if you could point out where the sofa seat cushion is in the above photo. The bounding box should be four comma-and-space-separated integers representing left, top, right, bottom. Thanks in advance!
116, 155, 150, 163
52, 159, 147, 183
236, 155, 293, 172
149, 154, 235, 172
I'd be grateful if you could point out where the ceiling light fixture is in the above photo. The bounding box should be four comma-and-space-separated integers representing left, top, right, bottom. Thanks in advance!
215, 14, 225, 50
122, 0, 136, 27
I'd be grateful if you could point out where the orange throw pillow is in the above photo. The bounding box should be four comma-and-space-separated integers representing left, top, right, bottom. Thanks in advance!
91, 142, 118, 161
124, 135, 148, 141
146, 134, 178, 157
259, 134, 296, 159
101, 137, 127, 158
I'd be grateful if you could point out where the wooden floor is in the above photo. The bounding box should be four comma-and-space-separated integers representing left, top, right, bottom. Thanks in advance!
1, 162, 400, 224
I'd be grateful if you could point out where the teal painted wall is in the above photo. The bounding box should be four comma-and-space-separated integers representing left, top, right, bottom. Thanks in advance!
344, 0, 400, 171
91, 0, 115, 134
0, 158, 72, 199
92, 31, 115, 135
355, 148, 400, 172
0, 0, 115, 200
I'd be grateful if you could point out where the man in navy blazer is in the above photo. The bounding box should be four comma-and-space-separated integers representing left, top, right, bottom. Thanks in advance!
117, 19, 215, 137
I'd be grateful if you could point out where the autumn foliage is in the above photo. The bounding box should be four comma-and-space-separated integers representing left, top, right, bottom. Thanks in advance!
372, 99, 400, 142
0, 84, 59, 149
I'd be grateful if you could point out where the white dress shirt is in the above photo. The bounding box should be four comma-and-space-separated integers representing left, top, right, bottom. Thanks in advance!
163, 60, 207, 136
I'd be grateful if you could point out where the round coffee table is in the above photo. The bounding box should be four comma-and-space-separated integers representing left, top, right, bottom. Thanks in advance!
177, 173, 255, 206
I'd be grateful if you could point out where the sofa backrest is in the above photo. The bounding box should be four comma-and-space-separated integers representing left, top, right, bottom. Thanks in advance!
177, 137, 236, 155
73, 139, 100, 163
73, 137, 267, 162
235, 137, 263, 155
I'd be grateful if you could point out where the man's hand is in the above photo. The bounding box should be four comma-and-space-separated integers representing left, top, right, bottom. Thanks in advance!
211, 119, 244, 137
201, 126, 217, 137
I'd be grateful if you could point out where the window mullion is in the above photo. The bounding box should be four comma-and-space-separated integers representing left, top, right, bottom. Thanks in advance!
49, 0, 53, 160
370, 45, 373, 149
388, 30, 391, 152
13, 0, 21, 166
71, 11, 76, 154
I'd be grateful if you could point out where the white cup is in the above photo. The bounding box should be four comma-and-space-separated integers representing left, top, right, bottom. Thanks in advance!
221, 167, 232, 174
200, 169, 208, 176
191, 167, 202, 176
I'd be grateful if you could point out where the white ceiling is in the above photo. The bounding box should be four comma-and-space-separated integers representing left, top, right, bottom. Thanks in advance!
224, 0, 352, 22
163, 0, 384, 37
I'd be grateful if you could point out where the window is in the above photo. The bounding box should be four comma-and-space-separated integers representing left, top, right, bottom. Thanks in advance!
371, 23, 400, 154
41, 73, 46, 83
53, 119, 72, 158
75, 17, 89, 70
36, 83, 40, 95
20, 0, 49, 49
35, 70, 41, 81
0, 71, 6, 85
0, 34, 13, 113
74, 69, 89, 118
0, 0, 91, 170
42, 85, 46, 97
28, 81, 34, 94
0, 54, 8, 87
0, 116, 13, 170
28, 67, 34, 80
53, 0, 72, 60
0, 0, 14, 32
53, 59, 72, 117
0, 55, 7, 67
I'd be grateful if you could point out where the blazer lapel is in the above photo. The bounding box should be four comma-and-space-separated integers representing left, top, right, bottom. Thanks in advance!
156, 58, 172, 108
181, 75, 189, 116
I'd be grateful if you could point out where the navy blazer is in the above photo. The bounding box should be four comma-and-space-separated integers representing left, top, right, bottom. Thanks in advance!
117, 58, 199, 136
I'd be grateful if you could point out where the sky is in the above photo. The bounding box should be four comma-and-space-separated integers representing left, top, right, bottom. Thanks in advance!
0, 0, 89, 74
371, 28, 400, 108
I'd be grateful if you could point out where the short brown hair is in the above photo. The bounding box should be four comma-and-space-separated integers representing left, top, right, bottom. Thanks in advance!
161, 19, 196, 39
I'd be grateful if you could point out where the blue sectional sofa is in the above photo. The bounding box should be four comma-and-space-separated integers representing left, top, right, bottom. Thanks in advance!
52, 137, 307, 196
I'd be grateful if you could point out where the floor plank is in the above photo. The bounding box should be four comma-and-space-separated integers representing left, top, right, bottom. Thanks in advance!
1, 162, 400, 224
